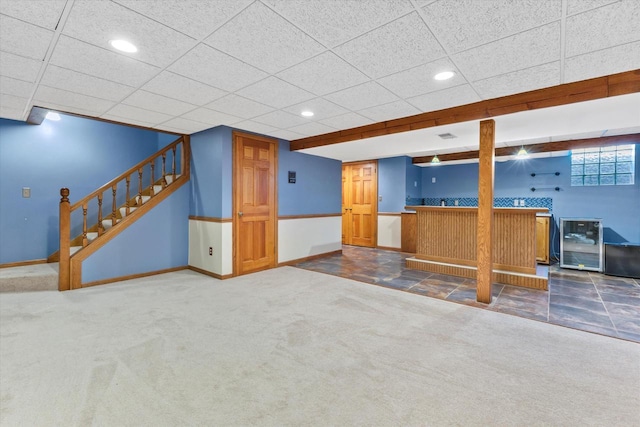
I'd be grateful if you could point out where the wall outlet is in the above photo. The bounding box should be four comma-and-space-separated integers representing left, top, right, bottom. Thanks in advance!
454, 200, 459, 206
209, 247, 213, 256
513, 199, 519, 207
520, 199, 525, 207
378, 195, 382, 201
432, 177, 436, 183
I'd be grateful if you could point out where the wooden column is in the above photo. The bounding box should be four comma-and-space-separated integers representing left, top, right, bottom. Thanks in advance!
59, 188, 70, 291
477, 120, 495, 303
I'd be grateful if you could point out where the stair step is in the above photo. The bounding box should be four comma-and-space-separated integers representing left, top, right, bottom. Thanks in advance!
153, 185, 163, 194
119, 206, 137, 217
139, 195, 151, 204
102, 218, 120, 229
70, 246, 82, 256
164, 174, 181, 185
0, 263, 59, 293
87, 232, 98, 242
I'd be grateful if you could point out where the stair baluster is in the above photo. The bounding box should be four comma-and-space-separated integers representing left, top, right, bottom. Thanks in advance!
82, 203, 88, 247
150, 161, 155, 197
161, 153, 167, 189
97, 194, 103, 236
125, 176, 131, 216
172, 146, 177, 181
111, 185, 117, 227
137, 167, 143, 205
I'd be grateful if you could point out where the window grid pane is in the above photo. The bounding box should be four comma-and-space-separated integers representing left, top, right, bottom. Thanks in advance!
570, 145, 635, 187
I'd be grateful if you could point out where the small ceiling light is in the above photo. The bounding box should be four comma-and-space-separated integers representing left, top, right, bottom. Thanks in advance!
516, 146, 529, 159
301, 110, 314, 117
46, 112, 61, 121
434, 71, 455, 81
110, 39, 137, 53
431, 155, 441, 164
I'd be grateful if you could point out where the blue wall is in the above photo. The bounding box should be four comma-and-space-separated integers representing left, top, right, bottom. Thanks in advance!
406, 157, 423, 200
378, 156, 423, 211
0, 116, 170, 263
189, 126, 341, 218
421, 145, 640, 250
82, 184, 189, 283
278, 139, 341, 215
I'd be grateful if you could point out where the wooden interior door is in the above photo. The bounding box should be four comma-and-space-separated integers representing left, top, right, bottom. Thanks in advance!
233, 132, 277, 275
342, 161, 377, 247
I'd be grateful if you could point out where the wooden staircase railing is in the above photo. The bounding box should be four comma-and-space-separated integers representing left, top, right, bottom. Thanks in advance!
58, 135, 190, 291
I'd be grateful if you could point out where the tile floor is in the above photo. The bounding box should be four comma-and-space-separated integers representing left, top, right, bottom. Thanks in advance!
294, 246, 640, 343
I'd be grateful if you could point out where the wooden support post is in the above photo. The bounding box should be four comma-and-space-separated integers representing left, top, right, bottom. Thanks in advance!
477, 120, 495, 303
59, 188, 70, 291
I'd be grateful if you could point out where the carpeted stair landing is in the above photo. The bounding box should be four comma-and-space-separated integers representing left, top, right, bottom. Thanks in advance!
0, 263, 58, 292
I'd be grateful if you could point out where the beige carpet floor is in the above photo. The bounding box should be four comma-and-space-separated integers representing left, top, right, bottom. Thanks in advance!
1, 266, 638, 426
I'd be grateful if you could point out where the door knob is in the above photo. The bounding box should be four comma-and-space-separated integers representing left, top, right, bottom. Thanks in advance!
238, 211, 243, 216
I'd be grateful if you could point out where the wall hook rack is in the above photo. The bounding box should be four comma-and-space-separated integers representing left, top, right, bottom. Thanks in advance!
530, 187, 560, 192
530, 172, 560, 177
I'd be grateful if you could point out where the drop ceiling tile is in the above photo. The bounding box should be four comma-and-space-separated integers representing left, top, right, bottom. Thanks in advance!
50, 36, 160, 87
453, 22, 560, 81
205, 94, 274, 119
157, 117, 212, 134
232, 120, 278, 136
181, 107, 242, 126
0, 106, 23, 120
473, 62, 561, 99
142, 71, 227, 106
34, 86, 115, 114
0, 51, 42, 82
566, 0, 620, 16
0, 76, 33, 98
286, 121, 337, 137
62, 0, 196, 67
319, 112, 374, 129
377, 58, 465, 98
565, 1, 640, 57
0, 93, 28, 111
358, 100, 421, 122
41, 102, 103, 118
168, 44, 267, 92
105, 104, 173, 125
263, 0, 413, 47
113, 0, 252, 40
0, 0, 66, 29
122, 90, 196, 116
334, 12, 445, 79
324, 81, 398, 111
205, 2, 324, 74
252, 110, 309, 129
564, 41, 640, 82
408, 84, 481, 113
276, 52, 369, 96
236, 77, 315, 109
0, 14, 54, 60
40, 65, 134, 102
283, 98, 349, 121
421, 0, 560, 53
268, 129, 307, 141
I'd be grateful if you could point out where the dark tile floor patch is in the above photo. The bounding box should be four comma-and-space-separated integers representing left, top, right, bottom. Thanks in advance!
294, 245, 640, 343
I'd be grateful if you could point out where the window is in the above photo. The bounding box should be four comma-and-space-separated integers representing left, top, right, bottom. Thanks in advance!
571, 145, 635, 186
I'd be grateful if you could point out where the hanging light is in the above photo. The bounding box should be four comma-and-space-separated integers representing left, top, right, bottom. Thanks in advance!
516, 146, 529, 159
431, 155, 441, 164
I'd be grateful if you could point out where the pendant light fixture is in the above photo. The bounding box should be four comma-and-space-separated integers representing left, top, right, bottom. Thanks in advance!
431, 155, 441, 164
516, 146, 529, 159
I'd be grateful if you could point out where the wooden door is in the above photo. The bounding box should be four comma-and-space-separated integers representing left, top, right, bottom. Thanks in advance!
233, 132, 277, 275
342, 161, 377, 247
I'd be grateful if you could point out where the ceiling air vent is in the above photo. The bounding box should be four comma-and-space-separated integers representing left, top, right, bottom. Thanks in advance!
438, 133, 457, 139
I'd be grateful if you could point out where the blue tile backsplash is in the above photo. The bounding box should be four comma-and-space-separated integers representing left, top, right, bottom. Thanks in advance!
415, 197, 553, 212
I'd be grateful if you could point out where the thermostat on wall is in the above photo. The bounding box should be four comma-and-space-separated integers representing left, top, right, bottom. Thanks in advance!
288, 171, 296, 184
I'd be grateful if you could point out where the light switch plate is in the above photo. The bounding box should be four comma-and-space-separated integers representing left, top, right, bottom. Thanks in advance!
22, 187, 30, 198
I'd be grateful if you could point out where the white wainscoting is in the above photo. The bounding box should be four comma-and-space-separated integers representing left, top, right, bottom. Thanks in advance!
278, 216, 342, 263
377, 214, 401, 249
188, 219, 232, 276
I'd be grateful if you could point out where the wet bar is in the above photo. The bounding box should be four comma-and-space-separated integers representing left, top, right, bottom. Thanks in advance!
405, 206, 549, 290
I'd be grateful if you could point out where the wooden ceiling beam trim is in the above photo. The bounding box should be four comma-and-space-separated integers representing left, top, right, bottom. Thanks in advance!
290, 69, 640, 151
411, 133, 640, 164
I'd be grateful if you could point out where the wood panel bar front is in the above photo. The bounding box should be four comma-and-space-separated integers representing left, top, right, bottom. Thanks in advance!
406, 206, 548, 290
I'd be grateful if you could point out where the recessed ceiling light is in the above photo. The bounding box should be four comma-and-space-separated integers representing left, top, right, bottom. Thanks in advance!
301, 111, 314, 117
110, 39, 137, 53
46, 112, 61, 121
434, 71, 455, 81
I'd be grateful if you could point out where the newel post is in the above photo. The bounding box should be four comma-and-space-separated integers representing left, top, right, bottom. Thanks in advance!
59, 188, 71, 291
182, 135, 190, 178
